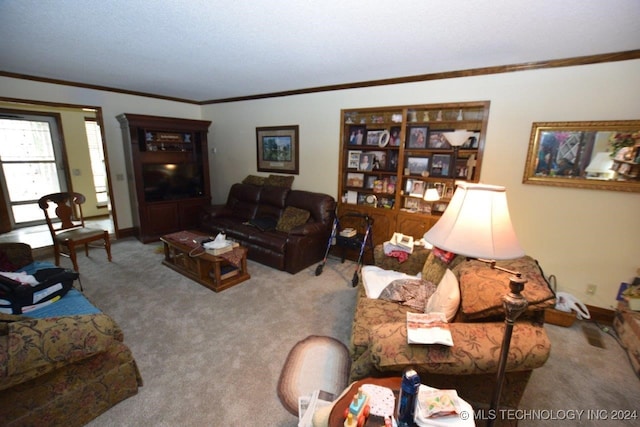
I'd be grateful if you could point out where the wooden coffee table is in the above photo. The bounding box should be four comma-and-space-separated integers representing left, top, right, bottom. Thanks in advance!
160, 230, 250, 292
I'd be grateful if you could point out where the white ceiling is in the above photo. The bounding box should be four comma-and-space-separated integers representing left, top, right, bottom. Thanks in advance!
1, 0, 639, 103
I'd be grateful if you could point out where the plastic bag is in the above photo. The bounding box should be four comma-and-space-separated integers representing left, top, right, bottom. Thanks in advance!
555, 291, 590, 320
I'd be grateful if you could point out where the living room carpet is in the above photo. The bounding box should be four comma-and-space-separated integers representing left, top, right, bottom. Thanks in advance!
29, 237, 639, 426
277, 335, 350, 415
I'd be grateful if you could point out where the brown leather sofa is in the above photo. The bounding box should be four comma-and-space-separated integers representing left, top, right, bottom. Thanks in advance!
199, 182, 335, 274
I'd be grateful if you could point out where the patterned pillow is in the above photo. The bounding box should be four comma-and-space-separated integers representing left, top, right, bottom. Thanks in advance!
458, 256, 555, 320
378, 278, 437, 311
265, 174, 295, 188
242, 175, 266, 186
276, 206, 310, 232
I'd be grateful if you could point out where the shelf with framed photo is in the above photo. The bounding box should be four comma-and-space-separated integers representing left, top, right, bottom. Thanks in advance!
338, 101, 489, 246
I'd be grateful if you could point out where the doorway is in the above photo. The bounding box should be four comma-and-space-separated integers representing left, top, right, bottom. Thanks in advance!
0, 112, 69, 227
0, 100, 116, 243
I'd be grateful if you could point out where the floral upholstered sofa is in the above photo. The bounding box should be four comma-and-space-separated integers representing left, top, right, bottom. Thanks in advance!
349, 245, 556, 410
0, 242, 142, 427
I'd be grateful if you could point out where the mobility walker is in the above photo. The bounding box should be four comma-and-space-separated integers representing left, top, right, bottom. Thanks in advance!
315, 212, 375, 286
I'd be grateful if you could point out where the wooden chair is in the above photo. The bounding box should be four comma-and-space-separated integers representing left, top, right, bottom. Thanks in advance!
38, 192, 112, 271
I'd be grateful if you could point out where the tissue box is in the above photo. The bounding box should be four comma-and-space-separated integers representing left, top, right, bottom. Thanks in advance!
206, 242, 239, 256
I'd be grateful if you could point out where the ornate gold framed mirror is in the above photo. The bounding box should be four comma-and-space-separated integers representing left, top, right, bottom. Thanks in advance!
523, 120, 640, 192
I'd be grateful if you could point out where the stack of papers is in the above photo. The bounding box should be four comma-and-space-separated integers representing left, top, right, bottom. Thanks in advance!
406, 312, 453, 346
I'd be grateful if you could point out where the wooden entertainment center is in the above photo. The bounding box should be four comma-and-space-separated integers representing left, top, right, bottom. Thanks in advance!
118, 114, 212, 243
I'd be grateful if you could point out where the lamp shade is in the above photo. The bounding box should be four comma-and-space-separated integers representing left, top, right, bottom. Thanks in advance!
443, 130, 474, 147
585, 152, 615, 179
423, 182, 524, 260
423, 188, 440, 202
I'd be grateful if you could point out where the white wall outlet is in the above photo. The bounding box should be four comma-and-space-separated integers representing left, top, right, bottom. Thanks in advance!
586, 284, 597, 295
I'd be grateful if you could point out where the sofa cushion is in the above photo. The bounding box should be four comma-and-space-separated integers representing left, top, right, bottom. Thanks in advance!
458, 256, 555, 321
226, 183, 262, 221
265, 174, 295, 188
276, 206, 310, 232
425, 269, 460, 322
421, 251, 466, 285
368, 320, 551, 375
242, 175, 266, 186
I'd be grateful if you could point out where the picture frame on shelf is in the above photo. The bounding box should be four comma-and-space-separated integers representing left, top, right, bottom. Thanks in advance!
404, 197, 419, 210
406, 126, 429, 148
455, 158, 469, 178
367, 150, 387, 170
366, 129, 390, 146
256, 125, 299, 174
387, 150, 399, 171
444, 186, 454, 198
406, 156, 430, 175
434, 182, 446, 198
364, 175, 377, 189
428, 131, 453, 149
347, 150, 362, 169
389, 126, 401, 146
409, 180, 426, 197
430, 153, 452, 177
404, 178, 415, 194
461, 132, 480, 149
358, 153, 374, 171
347, 173, 365, 188
347, 125, 366, 145
433, 201, 448, 214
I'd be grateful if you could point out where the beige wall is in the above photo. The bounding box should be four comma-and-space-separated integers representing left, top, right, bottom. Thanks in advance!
1, 59, 639, 310
201, 60, 640, 310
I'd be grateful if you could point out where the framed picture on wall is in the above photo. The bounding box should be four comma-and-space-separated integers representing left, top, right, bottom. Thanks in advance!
256, 125, 299, 174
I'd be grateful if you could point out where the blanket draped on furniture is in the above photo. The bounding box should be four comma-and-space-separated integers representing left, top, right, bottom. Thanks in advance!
349, 245, 555, 411
0, 242, 142, 427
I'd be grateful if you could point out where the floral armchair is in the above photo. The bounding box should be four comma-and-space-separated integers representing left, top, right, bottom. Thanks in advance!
0, 242, 142, 427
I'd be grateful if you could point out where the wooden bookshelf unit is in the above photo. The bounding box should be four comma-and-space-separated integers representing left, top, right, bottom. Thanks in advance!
337, 101, 490, 247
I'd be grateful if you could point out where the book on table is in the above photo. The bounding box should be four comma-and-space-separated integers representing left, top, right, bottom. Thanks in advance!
406, 312, 453, 346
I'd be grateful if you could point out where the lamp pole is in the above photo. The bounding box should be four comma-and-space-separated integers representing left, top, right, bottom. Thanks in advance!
488, 275, 528, 427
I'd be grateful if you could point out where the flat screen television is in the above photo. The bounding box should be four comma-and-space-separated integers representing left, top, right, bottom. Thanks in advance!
142, 163, 204, 202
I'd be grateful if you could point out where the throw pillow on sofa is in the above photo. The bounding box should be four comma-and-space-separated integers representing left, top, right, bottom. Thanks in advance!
265, 174, 295, 188
242, 175, 266, 186
458, 256, 555, 321
276, 206, 310, 232
425, 268, 460, 322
